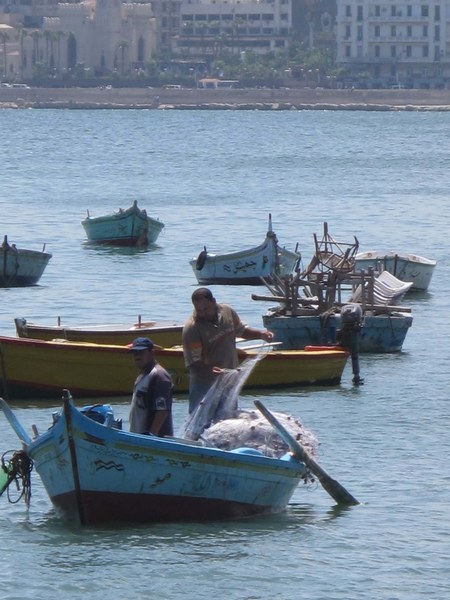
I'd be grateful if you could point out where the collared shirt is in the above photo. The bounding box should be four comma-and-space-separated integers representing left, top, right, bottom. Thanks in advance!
182, 303, 247, 383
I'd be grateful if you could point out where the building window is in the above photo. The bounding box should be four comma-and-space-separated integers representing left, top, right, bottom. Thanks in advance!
421, 6, 428, 18
434, 46, 441, 60
423, 25, 428, 37
345, 5, 351, 17
345, 24, 351, 39
375, 25, 380, 37
357, 5, 363, 21
375, 5, 380, 17
391, 45, 396, 58
406, 45, 412, 57
391, 5, 396, 17
407, 25, 412, 37
357, 25, 363, 41
374, 45, 380, 57
407, 5, 412, 17
435, 26, 440, 41
345, 45, 351, 57
423, 45, 429, 57
391, 25, 396, 37
435, 5, 440, 21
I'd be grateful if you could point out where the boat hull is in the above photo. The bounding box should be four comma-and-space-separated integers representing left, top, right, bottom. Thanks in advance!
81, 202, 164, 246
27, 400, 306, 524
355, 251, 436, 291
0, 336, 348, 399
263, 312, 413, 353
190, 223, 300, 286
15, 317, 183, 347
0, 247, 51, 287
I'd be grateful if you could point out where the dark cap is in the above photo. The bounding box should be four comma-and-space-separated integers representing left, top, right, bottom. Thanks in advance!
128, 337, 154, 352
192, 287, 215, 303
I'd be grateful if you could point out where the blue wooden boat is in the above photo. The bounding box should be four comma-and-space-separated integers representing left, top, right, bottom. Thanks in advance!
262, 309, 413, 353
255, 223, 413, 353
0, 235, 52, 287
0, 395, 308, 525
81, 200, 164, 246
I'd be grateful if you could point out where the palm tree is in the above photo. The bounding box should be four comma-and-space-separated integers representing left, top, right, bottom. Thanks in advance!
31, 30, 41, 66
54, 31, 65, 77
117, 40, 129, 75
0, 30, 10, 79
15, 25, 28, 80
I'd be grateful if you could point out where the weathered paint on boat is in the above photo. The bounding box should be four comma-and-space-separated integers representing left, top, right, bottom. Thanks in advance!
81, 200, 164, 246
355, 251, 436, 291
262, 311, 413, 353
190, 215, 300, 285
0, 336, 348, 399
14, 317, 183, 347
0, 236, 51, 287
2, 397, 307, 524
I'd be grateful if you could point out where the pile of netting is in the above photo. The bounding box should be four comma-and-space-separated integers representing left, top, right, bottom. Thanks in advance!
179, 352, 318, 461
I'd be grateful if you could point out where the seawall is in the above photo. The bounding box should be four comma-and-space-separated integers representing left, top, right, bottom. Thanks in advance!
2, 86, 450, 110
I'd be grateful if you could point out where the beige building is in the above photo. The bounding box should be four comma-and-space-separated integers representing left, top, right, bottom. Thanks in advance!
0, 0, 157, 80
336, 1, 450, 87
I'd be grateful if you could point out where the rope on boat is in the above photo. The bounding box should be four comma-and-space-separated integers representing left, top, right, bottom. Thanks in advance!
0, 450, 33, 507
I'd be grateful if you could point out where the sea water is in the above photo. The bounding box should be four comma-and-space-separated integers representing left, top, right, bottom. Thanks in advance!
0, 108, 449, 599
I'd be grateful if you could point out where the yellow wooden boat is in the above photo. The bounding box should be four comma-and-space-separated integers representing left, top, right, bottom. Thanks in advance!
0, 336, 349, 399
14, 317, 183, 347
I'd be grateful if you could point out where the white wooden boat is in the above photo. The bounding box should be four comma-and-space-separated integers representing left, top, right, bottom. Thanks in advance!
355, 251, 436, 291
190, 214, 300, 285
81, 200, 164, 246
0, 235, 52, 287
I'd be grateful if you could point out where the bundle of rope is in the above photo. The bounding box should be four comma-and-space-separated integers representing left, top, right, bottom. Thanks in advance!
0, 449, 33, 507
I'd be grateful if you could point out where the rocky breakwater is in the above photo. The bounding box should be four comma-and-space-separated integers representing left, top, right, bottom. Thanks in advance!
2, 86, 450, 111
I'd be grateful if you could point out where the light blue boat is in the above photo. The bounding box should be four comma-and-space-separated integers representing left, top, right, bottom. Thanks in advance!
263, 309, 413, 353
0, 395, 307, 525
81, 200, 164, 246
0, 235, 52, 287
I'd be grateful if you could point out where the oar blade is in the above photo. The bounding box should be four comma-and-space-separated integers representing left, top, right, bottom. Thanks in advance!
254, 399, 359, 506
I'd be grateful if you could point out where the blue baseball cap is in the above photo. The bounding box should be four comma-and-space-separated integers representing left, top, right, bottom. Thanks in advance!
128, 337, 154, 351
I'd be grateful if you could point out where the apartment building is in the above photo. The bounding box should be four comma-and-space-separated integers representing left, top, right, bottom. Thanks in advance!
336, 1, 450, 87
177, 0, 293, 57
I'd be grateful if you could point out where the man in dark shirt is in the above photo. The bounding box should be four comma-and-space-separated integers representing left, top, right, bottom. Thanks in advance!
128, 337, 174, 436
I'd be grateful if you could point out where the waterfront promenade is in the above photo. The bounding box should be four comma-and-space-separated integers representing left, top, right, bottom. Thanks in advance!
2, 85, 450, 110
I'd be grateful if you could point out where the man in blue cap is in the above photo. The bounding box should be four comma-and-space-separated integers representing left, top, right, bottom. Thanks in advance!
128, 337, 174, 437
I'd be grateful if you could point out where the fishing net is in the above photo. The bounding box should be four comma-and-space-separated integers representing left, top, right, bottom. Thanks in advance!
179, 348, 318, 460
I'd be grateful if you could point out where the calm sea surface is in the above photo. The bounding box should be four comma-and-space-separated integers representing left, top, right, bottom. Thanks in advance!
0, 108, 449, 599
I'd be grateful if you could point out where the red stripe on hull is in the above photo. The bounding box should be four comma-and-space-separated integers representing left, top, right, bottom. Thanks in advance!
52, 490, 281, 525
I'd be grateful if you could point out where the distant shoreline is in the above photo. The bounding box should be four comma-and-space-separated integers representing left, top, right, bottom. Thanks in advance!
2, 86, 450, 110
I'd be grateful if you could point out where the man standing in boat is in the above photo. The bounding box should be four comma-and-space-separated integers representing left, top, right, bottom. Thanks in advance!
182, 288, 274, 413
128, 337, 174, 436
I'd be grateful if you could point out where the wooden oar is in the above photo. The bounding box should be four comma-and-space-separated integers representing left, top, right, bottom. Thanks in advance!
0, 398, 31, 445
254, 400, 359, 506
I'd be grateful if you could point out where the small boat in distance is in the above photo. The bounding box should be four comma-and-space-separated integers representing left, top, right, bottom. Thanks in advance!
14, 316, 183, 348
0, 335, 349, 399
355, 251, 436, 291
81, 200, 164, 246
190, 214, 300, 285
0, 235, 52, 287
0, 394, 309, 524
